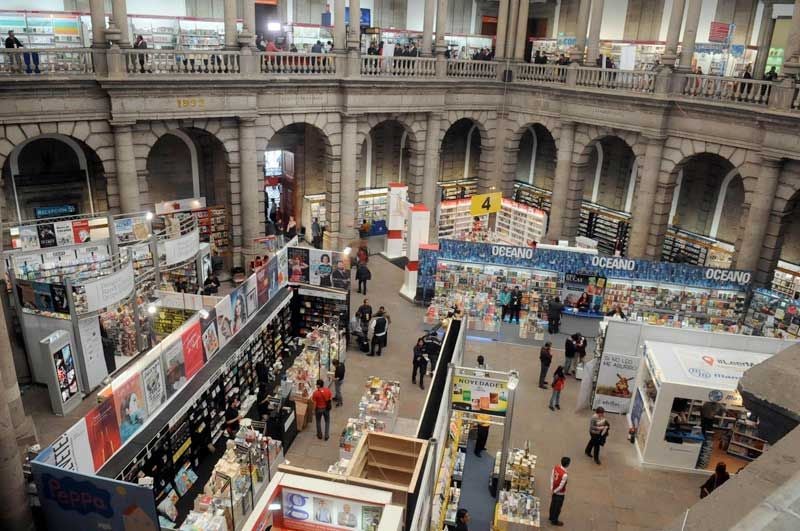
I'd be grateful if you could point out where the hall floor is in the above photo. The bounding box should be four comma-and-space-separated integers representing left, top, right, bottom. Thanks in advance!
22, 247, 706, 530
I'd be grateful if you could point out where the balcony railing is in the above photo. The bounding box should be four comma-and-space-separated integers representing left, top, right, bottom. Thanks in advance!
361, 56, 436, 77
575, 66, 656, 93
0, 48, 93, 75
678, 74, 773, 106
258, 52, 337, 75
446, 59, 497, 79
123, 49, 240, 75
515, 63, 567, 84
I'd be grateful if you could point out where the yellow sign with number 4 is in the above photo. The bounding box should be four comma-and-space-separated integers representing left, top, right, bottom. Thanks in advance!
470, 192, 502, 216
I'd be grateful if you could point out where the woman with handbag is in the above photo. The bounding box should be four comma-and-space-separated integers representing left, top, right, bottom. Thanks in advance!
700, 462, 730, 498
585, 407, 610, 465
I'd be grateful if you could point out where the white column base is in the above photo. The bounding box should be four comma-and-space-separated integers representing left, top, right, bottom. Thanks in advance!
400, 269, 418, 301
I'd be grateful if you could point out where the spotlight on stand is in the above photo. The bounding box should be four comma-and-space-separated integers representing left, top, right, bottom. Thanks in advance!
508, 370, 520, 391
343, 246, 352, 256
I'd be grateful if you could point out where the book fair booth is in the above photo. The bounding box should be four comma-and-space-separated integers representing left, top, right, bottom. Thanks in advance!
586, 319, 795, 474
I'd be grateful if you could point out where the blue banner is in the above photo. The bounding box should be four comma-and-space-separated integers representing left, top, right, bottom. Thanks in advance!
34, 204, 77, 219
420, 239, 752, 292
32, 461, 159, 531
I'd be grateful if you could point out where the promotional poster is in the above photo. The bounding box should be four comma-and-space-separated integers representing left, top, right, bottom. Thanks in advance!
181, 320, 205, 380
112, 374, 148, 443
592, 352, 640, 413
256, 264, 270, 307
288, 247, 310, 284
279, 488, 383, 530
267, 256, 281, 298
200, 308, 220, 359
161, 339, 186, 396
451, 374, 509, 416
229, 285, 248, 335
562, 273, 606, 312
85, 399, 122, 471
141, 358, 167, 417
215, 295, 234, 348
245, 274, 258, 320
309, 249, 335, 288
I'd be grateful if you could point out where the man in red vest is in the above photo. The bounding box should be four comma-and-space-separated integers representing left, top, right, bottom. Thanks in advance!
549, 456, 571, 526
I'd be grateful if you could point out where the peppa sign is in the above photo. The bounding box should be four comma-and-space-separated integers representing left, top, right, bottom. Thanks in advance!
32, 461, 159, 531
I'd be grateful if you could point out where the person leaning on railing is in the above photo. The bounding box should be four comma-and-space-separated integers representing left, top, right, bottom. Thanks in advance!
5, 30, 38, 74
133, 34, 147, 74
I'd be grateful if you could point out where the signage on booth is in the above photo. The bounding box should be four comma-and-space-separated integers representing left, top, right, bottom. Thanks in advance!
34, 204, 77, 219
592, 352, 640, 413
79, 262, 135, 314
491, 244, 535, 259
451, 374, 509, 416
591, 256, 636, 271
470, 192, 502, 216
704, 268, 751, 285
279, 488, 383, 530
160, 229, 200, 266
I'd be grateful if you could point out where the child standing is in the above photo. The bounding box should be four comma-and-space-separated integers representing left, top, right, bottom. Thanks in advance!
549, 366, 566, 411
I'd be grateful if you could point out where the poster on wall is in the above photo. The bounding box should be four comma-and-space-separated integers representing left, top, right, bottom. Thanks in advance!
267, 255, 281, 298
141, 358, 167, 417
331, 253, 351, 290
229, 286, 248, 335
54, 221, 75, 246
245, 274, 258, 319
19, 225, 40, 250
80, 262, 135, 314
37, 223, 58, 248
278, 488, 383, 530
51, 284, 69, 313
562, 273, 606, 312
200, 308, 220, 359
288, 247, 310, 284
161, 339, 187, 396
72, 219, 91, 243
66, 418, 95, 474
215, 296, 234, 348
32, 461, 159, 531
256, 265, 270, 307
309, 249, 335, 288
181, 320, 205, 379
85, 398, 122, 471
592, 352, 640, 413
112, 374, 148, 443
451, 374, 509, 417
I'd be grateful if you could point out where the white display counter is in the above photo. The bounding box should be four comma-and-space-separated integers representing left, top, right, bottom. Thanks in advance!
629, 340, 772, 473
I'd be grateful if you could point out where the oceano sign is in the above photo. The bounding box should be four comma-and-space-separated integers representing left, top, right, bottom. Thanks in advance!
704, 269, 751, 285
491, 245, 535, 259
591, 256, 636, 271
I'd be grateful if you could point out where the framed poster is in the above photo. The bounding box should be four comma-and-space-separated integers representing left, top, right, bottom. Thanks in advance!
451, 374, 509, 416
141, 358, 166, 416
112, 374, 148, 442
161, 340, 186, 396
215, 296, 234, 348
592, 352, 640, 413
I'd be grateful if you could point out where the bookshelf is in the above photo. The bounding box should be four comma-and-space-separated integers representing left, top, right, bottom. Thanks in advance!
495, 199, 548, 247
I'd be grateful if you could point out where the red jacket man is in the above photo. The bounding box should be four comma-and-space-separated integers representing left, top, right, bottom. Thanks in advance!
549, 457, 571, 526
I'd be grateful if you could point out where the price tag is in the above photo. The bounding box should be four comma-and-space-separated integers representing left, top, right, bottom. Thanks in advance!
470, 192, 502, 216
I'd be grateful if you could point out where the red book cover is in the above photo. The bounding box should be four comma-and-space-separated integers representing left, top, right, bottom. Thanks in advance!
181, 321, 205, 379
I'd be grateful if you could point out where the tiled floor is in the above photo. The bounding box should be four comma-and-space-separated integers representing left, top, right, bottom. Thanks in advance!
23, 249, 706, 530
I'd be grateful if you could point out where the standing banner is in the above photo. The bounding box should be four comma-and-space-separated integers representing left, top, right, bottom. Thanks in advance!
181, 319, 205, 379
32, 461, 159, 531
451, 372, 509, 416
215, 296, 234, 347
592, 352, 641, 413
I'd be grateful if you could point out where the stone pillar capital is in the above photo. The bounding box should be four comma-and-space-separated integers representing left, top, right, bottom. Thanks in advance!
239, 115, 258, 126
111, 121, 136, 132
759, 154, 783, 168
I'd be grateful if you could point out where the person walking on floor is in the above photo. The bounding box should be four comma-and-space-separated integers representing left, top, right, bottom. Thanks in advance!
585, 407, 610, 464
575, 333, 587, 366
356, 298, 372, 333
547, 297, 564, 334
549, 366, 566, 411
412, 338, 427, 389
498, 287, 511, 322
549, 456, 571, 526
509, 286, 522, 324
700, 462, 730, 498
368, 309, 388, 356
539, 342, 552, 388
474, 413, 490, 457
331, 359, 345, 407
311, 379, 333, 440
356, 262, 371, 294
564, 335, 578, 376
311, 217, 322, 249
455, 508, 470, 531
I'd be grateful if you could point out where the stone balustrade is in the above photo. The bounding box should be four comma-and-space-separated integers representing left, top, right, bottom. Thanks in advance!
3, 47, 799, 113
0, 48, 94, 76
360, 56, 437, 77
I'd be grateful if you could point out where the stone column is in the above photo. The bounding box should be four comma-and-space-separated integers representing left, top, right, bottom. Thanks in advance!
113, 123, 141, 212
545, 120, 575, 242
571, 0, 592, 63
339, 115, 358, 243
224, 0, 239, 50
422, 0, 435, 56
586, 0, 605, 66
783, 0, 800, 76
736, 157, 781, 272
111, 0, 130, 48
0, 376, 30, 530
348, 0, 362, 50
422, 112, 442, 218
662, 0, 686, 67
753, 1, 776, 78
504, 0, 519, 60
89, 0, 106, 47
514, 0, 531, 61
244, 0, 256, 44
239, 118, 259, 254
678, 0, 702, 70
628, 136, 665, 258
495, 0, 510, 60
335, 0, 347, 52
435, 0, 448, 55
